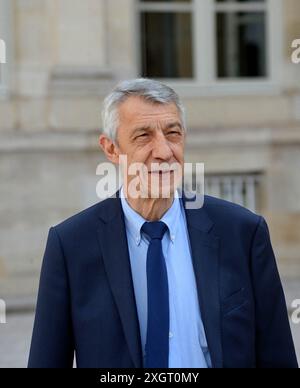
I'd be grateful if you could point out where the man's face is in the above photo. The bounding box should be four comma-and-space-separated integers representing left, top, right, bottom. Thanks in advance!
115, 96, 186, 199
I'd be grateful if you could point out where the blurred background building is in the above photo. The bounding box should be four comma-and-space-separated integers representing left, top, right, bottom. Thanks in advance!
0, 0, 299, 366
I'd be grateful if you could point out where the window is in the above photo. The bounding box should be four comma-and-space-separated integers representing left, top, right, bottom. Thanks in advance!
137, 0, 282, 94
216, 0, 267, 78
139, 0, 194, 79
184, 172, 262, 212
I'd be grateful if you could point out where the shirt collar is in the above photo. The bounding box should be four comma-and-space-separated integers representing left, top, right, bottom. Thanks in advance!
120, 187, 146, 246
120, 186, 181, 246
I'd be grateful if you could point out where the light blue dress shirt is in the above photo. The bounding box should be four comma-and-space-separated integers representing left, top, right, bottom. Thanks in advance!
120, 187, 212, 368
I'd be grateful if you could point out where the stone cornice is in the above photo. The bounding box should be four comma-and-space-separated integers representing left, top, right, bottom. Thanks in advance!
1, 126, 300, 152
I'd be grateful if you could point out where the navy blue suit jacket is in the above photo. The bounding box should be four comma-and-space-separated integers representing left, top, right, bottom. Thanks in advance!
28, 192, 298, 368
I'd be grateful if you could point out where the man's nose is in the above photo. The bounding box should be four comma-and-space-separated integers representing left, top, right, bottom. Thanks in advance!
151, 133, 173, 160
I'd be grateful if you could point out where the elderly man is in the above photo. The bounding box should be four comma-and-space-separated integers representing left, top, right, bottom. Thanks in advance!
28, 79, 298, 368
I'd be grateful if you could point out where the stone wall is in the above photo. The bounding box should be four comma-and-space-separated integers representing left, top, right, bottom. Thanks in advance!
0, 0, 299, 301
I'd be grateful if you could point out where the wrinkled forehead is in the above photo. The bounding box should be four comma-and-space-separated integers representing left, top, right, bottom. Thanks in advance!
118, 96, 182, 128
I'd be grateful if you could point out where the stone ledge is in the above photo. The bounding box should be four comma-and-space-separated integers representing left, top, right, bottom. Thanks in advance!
1, 126, 300, 153
4, 296, 36, 315
0, 130, 100, 152
186, 126, 300, 148
49, 66, 115, 97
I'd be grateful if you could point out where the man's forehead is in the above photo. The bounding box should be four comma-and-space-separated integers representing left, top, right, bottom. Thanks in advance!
118, 96, 180, 123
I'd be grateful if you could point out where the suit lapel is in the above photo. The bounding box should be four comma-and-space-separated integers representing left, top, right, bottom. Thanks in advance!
183, 194, 223, 368
97, 194, 143, 368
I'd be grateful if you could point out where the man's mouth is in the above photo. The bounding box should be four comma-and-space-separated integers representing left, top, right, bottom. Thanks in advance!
148, 170, 175, 175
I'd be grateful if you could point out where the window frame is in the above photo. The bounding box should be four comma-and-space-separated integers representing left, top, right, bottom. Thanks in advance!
136, 0, 283, 97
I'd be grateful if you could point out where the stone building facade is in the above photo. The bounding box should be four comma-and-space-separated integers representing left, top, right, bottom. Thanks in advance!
0, 0, 300, 301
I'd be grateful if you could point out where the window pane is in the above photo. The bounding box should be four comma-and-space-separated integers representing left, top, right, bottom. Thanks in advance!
216, 12, 267, 78
141, 12, 194, 78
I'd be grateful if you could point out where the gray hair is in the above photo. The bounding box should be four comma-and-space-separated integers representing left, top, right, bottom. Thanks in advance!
101, 78, 186, 141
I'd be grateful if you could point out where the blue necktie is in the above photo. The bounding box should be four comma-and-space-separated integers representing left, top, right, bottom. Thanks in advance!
142, 221, 169, 368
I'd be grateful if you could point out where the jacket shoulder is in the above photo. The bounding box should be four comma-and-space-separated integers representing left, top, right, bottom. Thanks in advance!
53, 196, 117, 237
203, 195, 261, 226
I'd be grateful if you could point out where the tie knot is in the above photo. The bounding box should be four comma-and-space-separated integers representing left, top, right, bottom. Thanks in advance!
142, 221, 168, 241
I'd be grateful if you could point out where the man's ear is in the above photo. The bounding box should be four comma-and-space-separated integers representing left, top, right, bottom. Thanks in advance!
99, 134, 120, 165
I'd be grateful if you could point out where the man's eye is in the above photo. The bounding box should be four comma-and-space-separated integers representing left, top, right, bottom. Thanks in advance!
137, 134, 148, 139
168, 131, 181, 135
